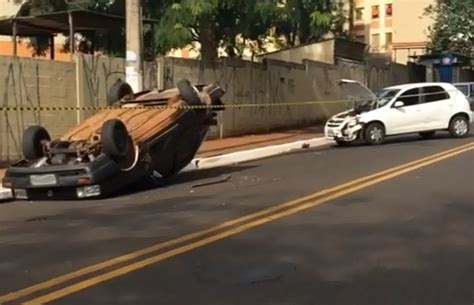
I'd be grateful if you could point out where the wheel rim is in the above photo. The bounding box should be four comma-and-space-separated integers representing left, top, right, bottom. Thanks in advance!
370, 127, 383, 142
454, 119, 468, 136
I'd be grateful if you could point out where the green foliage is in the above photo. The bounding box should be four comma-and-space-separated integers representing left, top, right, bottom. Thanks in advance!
273, 0, 336, 46
426, 0, 474, 57
14, 0, 350, 60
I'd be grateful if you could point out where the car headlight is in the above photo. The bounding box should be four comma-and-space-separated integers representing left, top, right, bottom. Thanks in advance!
76, 185, 101, 198
347, 118, 359, 127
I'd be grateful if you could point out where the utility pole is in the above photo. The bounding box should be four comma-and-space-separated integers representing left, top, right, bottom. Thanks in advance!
126, 0, 143, 92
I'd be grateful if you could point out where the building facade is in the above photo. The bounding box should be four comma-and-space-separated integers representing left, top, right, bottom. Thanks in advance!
351, 0, 435, 64
0, 0, 70, 61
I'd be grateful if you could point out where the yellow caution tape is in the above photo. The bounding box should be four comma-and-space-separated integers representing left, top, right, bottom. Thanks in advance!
0, 99, 356, 112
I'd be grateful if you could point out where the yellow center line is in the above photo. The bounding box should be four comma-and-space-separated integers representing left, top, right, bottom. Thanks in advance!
22, 144, 474, 305
0, 142, 472, 304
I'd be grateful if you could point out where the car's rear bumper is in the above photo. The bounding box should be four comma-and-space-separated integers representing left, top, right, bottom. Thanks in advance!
2, 155, 121, 200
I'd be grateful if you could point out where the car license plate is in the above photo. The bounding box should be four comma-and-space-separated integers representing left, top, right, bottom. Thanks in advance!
30, 174, 57, 186
326, 128, 335, 137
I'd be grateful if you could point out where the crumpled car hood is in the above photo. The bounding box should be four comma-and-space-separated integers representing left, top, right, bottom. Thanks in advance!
339, 79, 376, 101
333, 79, 377, 117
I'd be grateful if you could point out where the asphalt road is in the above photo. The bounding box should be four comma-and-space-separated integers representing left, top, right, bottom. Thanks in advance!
0, 132, 473, 305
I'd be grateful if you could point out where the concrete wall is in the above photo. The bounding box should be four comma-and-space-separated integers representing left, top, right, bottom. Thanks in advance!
258, 40, 336, 65
0, 53, 409, 161
161, 56, 408, 137
0, 55, 76, 161
76, 54, 159, 116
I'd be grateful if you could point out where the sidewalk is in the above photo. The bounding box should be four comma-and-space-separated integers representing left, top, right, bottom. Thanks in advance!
198, 127, 323, 157
0, 127, 324, 177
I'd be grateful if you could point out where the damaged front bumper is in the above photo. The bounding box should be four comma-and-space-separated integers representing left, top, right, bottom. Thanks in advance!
2, 155, 120, 200
324, 117, 364, 142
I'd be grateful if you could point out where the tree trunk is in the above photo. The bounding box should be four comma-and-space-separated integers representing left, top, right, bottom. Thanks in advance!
199, 16, 219, 62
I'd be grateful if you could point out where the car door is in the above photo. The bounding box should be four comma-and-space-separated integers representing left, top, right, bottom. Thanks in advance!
470, 84, 474, 110
385, 88, 422, 135
418, 85, 451, 130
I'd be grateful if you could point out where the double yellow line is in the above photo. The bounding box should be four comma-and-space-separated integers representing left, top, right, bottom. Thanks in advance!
2, 142, 473, 305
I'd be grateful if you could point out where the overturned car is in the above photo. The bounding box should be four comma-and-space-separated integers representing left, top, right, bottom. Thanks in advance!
2, 79, 225, 200
325, 80, 472, 145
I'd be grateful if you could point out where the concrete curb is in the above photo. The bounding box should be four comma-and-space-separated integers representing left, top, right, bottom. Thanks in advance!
183, 136, 330, 172
0, 136, 330, 201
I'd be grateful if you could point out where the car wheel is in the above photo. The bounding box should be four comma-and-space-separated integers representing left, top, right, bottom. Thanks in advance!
22, 125, 51, 161
101, 119, 131, 159
107, 79, 134, 105
177, 79, 201, 105
419, 131, 436, 139
449, 115, 470, 138
364, 122, 385, 145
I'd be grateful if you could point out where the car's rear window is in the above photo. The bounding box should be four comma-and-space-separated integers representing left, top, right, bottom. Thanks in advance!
421, 86, 449, 103
455, 85, 469, 96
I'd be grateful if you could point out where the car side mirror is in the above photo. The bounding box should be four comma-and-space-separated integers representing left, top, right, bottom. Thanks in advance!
393, 101, 404, 108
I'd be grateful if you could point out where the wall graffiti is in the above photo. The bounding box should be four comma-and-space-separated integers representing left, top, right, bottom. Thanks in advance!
0, 53, 413, 161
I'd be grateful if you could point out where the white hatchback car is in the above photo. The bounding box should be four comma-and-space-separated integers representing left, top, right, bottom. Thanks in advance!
325, 80, 473, 145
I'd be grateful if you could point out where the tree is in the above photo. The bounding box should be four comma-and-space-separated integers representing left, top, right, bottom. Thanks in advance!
152, 0, 278, 61
425, 0, 474, 57
275, 0, 348, 47
15, 0, 348, 61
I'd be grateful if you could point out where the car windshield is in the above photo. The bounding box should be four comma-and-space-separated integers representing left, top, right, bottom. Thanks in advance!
373, 89, 400, 108
357, 89, 400, 111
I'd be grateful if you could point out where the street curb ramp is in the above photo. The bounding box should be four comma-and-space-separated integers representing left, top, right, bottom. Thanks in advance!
184, 137, 330, 171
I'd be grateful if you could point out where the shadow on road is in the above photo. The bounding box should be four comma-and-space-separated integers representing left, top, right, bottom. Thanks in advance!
114, 165, 259, 197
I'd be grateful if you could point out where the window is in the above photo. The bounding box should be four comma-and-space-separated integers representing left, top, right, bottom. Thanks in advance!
372, 5, 380, 19
385, 32, 393, 46
470, 84, 474, 97
421, 86, 449, 103
355, 7, 364, 21
455, 85, 469, 96
371, 34, 380, 51
398, 88, 420, 106
385, 4, 393, 17
356, 35, 365, 43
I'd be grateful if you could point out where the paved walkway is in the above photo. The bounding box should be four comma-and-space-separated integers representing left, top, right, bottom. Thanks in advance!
198, 127, 323, 157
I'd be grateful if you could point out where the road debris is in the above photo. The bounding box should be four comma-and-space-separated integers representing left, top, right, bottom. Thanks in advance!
191, 175, 232, 188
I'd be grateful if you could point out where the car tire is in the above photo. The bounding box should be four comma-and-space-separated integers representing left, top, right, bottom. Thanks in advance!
22, 125, 51, 161
364, 122, 385, 145
107, 79, 134, 105
449, 115, 470, 138
101, 119, 131, 159
419, 131, 435, 139
335, 139, 351, 146
177, 79, 201, 105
